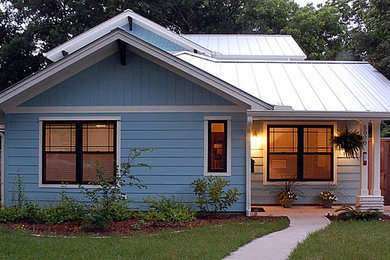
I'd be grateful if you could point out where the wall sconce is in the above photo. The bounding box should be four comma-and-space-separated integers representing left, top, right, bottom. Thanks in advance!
251, 131, 262, 149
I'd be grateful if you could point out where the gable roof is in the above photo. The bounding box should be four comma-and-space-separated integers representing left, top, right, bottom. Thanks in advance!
182, 34, 307, 60
44, 10, 213, 62
0, 29, 272, 111
176, 52, 390, 116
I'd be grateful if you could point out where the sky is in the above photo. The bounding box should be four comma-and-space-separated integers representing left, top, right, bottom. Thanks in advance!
294, 0, 327, 7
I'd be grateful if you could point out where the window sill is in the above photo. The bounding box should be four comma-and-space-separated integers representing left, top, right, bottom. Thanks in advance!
39, 184, 102, 189
262, 180, 337, 186
204, 172, 231, 177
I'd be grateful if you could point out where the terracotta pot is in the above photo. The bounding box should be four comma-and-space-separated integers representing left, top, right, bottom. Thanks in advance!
322, 200, 333, 208
283, 201, 293, 208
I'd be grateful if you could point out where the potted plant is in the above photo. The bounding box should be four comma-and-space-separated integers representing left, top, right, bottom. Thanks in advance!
276, 181, 302, 208
331, 127, 363, 159
319, 185, 338, 208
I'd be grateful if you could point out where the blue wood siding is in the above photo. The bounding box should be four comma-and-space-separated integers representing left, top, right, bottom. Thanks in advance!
4, 113, 246, 211
21, 52, 234, 107
121, 23, 186, 52
251, 121, 360, 205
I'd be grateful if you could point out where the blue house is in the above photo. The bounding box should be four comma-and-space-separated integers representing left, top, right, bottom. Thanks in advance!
1, 10, 390, 215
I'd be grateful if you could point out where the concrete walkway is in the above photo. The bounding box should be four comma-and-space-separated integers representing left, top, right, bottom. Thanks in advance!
225, 214, 330, 260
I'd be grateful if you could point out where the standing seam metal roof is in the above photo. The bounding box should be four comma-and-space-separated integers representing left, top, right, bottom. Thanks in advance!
175, 52, 390, 113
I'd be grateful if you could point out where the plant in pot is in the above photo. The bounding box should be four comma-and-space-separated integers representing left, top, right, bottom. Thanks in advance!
276, 181, 302, 208
319, 184, 338, 208
331, 127, 363, 159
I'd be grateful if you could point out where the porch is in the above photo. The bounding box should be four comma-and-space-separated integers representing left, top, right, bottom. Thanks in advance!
247, 117, 385, 214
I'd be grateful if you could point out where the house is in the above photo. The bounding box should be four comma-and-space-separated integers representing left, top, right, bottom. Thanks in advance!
0, 10, 389, 215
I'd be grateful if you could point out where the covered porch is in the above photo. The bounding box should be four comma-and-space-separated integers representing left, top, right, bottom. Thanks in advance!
246, 115, 386, 214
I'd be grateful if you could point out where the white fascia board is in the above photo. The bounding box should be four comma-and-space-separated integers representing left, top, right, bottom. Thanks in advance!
0, 29, 270, 111
249, 110, 390, 120
44, 10, 213, 62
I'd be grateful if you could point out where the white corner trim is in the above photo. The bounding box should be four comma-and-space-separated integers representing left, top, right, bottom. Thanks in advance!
261, 121, 338, 185
246, 115, 253, 216
203, 116, 232, 177
38, 116, 121, 188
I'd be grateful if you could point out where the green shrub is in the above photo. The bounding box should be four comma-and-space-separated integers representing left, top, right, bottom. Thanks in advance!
190, 176, 241, 213
142, 195, 196, 222
80, 148, 151, 229
336, 205, 383, 221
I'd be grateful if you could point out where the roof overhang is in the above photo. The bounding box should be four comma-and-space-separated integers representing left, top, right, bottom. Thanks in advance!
0, 29, 272, 111
44, 10, 213, 62
249, 110, 390, 120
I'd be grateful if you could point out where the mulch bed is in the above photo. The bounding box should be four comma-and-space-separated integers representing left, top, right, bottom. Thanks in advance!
0, 215, 287, 236
326, 214, 390, 222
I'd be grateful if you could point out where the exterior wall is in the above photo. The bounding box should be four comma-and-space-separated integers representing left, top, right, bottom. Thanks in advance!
251, 120, 360, 205
22, 52, 233, 107
4, 112, 246, 211
122, 23, 186, 52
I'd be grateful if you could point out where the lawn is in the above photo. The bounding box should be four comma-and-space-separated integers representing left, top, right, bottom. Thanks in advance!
289, 220, 390, 260
0, 219, 288, 259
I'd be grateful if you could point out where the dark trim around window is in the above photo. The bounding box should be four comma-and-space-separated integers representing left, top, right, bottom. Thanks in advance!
267, 125, 334, 182
207, 120, 228, 172
42, 121, 117, 184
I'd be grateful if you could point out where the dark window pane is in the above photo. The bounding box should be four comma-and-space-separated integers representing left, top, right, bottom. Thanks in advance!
269, 127, 298, 153
209, 122, 226, 171
45, 153, 76, 182
45, 123, 76, 152
83, 153, 115, 182
269, 154, 297, 179
304, 127, 332, 153
303, 154, 332, 180
82, 122, 115, 152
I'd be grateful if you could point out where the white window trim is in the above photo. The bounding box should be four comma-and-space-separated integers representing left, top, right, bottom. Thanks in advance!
262, 121, 337, 185
38, 116, 121, 188
204, 116, 231, 176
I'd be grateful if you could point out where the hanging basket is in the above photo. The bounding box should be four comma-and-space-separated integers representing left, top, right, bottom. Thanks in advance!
331, 127, 363, 159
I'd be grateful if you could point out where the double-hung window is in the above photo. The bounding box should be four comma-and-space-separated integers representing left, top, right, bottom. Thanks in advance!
43, 121, 116, 184
267, 125, 333, 181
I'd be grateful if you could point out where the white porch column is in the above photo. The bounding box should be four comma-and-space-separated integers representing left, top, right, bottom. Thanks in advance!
371, 120, 382, 196
245, 116, 253, 216
358, 120, 369, 196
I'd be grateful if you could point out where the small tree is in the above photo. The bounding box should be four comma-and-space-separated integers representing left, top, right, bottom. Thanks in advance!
190, 176, 241, 213
80, 147, 152, 229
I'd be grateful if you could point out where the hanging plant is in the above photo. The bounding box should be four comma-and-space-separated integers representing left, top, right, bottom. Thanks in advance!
331, 127, 363, 159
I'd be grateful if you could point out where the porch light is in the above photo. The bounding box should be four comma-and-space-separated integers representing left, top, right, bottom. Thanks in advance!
251, 131, 262, 149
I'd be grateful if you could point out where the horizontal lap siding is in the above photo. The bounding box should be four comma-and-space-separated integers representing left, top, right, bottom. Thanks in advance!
21, 52, 234, 107
4, 113, 246, 211
251, 121, 359, 205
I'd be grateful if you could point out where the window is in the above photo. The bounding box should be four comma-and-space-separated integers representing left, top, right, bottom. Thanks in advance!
204, 117, 231, 176
267, 125, 333, 181
43, 121, 116, 184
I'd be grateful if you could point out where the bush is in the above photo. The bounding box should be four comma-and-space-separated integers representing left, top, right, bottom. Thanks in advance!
142, 195, 196, 223
190, 176, 241, 213
336, 205, 383, 221
80, 148, 151, 229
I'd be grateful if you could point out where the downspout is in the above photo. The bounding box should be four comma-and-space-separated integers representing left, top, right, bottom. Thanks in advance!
0, 130, 4, 207
246, 115, 253, 216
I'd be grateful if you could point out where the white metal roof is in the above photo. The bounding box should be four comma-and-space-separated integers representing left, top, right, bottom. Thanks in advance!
44, 10, 213, 62
182, 34, 307, 60
176, 52, 390, 113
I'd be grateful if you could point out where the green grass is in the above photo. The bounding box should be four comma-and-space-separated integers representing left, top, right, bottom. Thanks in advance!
289, 221, 390, 260
0, 219, 288, 259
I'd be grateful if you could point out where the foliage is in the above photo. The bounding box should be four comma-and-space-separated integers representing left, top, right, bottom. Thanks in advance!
0, 219, 289, 259
80, 148, 151, 229
11, 172, 27, 207
190, 176, 241, 213
142, 195, 196, 223
276, 181, 303, 207
331, 127, 363, 159
319, 184, 338, 202
335, 205, 383, 221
